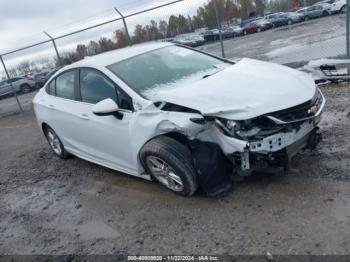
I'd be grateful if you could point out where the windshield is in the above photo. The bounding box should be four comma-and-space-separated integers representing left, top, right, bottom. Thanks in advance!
107, 45, 228, 96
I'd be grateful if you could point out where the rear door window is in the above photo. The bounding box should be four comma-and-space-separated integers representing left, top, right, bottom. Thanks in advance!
55, 71, 75, 100
48, 80, 56, 95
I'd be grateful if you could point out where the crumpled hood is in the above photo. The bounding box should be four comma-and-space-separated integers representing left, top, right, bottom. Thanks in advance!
152, 58, 316, 120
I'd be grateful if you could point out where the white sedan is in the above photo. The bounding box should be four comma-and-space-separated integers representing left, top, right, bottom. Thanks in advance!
33, 42, 325, 196
330, 0, 347, 13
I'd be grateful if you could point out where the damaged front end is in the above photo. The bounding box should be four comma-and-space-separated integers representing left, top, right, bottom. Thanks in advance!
142, 87, 325, 196
200, 87, 325, 177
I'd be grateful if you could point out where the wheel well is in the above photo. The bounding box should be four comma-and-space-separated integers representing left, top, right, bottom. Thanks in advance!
41, 123, 49, 134
138, 132, 190, 166
162, 132, 189, 145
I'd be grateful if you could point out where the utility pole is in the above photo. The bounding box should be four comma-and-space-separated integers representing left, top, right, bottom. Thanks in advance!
114, 8, 132, 46
44, 31, 62, 66
347, 0, 350, 56
0, 55, 23, 112
214, 0, 225, 58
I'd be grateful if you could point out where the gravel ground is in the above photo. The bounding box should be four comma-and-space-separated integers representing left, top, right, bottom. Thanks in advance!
0, 83, 349, 255
0, 91, 36, 119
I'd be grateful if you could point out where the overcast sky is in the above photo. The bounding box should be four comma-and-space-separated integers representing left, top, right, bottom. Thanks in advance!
0, 0, 207, 69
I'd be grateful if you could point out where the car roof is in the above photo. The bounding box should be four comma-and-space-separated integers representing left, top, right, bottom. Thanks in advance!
66, 42, 173, 69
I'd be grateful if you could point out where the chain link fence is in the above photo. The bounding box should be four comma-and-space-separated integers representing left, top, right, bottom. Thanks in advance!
0, 0, 349, 117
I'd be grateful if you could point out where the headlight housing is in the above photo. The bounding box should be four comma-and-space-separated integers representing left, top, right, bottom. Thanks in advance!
215, 118, 262, 139
310, 87, 323, 114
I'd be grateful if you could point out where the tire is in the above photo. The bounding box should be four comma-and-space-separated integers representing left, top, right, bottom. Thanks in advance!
140, 136, 198, 196
257, 28, 261, 32
288, 19, 292, 25
243, 30, 247, 35
322, 11, 329, 16
45, 126, 69, 159
305, 16, 309, 21
20, 84, 31, 93
341, 5, 346, 13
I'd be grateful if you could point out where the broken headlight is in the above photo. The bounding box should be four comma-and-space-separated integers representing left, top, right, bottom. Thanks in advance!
215, 118, 262, 139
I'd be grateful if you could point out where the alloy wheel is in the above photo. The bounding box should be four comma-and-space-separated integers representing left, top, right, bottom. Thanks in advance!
47, 130, 62, 156
21, 85, 31, 93
146, 156, 184, 192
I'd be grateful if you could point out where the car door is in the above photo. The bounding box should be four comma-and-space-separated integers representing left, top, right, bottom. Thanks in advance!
246, 22, 255, 33
42, 69, 84, 152
310, 6, 319, 17
319, 5, 326, 15
314, 5, 321, 16
0, 80, 12, 96
9, 78, 21, 92
69, 68, 136, 173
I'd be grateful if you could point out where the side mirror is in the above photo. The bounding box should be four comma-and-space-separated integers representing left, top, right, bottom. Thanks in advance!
92, 98, 123, 119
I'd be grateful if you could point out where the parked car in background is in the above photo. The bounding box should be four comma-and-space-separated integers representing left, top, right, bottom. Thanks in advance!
304, 3, 332, 19
213, 27, 239, 39
34, 69, 59, 87
240, 17, 263, 27
285, 12, 304, 23
33, 42, 325, 196
230, 25, 243, 36
242, 19, 273, 35
0, 77, 36, 97
174, 34, 205, 47
266, 12, 290, 27
329, 0, 347, 13
200, 25, 242, 41
0, 80, 13, 98
296, 7, 309, 20
201, 30, 216, 41
201, 29, 226, 41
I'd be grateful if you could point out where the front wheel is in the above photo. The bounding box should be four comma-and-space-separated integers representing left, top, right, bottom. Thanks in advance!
140, 136, 198, 196
341, 5, 347, 13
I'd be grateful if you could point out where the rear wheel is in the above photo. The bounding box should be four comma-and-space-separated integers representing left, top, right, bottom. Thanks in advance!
322, 11, 328, 16
140, 136, 198, 196
20, 84, 31, 93
243, 30, 247, 35
305, 16, 309, 21
341, 5, 346, 13
45, 127, 69, 159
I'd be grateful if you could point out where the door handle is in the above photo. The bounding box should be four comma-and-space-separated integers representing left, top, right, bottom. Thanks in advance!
79, 114, 90, 120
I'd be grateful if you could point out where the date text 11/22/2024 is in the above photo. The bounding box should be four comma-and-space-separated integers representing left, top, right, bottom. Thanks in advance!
127, 255, 220, 261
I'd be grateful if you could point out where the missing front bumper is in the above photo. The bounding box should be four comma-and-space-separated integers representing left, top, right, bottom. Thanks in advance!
237, 127, 321, 175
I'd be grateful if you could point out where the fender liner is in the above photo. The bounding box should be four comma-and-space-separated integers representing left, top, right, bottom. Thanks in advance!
188, 139, 233, 197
